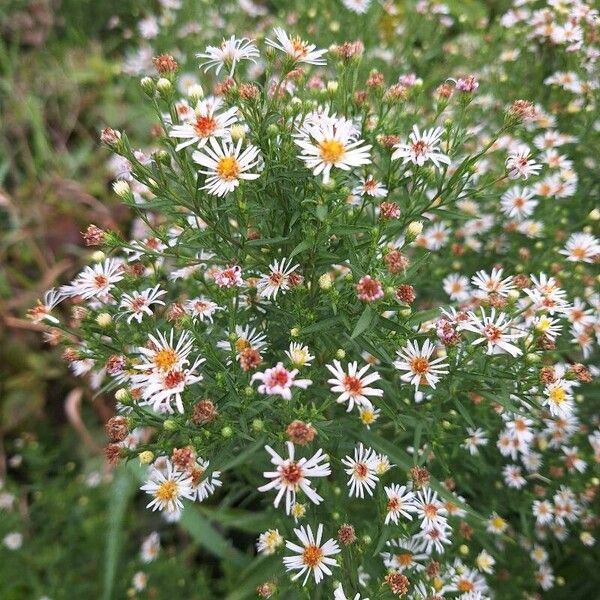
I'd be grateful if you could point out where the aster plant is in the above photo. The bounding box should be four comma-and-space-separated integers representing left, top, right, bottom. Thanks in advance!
31, 7, 600, 599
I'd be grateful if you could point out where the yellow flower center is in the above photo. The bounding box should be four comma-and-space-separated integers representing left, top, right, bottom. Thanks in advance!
549, 387, 566, 404
154, 348, 177, 371
319, 139, 345, 164
155, 479, 178, 502
216, 156, 240, 180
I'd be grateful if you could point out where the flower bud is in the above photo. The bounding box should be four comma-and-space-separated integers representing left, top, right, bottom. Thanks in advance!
140, 77, 154, 95
138, 451, 154, 465
113, 180, 130, 198
187, 83, 204, 103
96, 312, 112, 327
406, 221, 423, 241
156, 77, 172, 95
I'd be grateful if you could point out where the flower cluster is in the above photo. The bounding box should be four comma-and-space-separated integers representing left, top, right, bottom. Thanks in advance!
31, 4, 599, 598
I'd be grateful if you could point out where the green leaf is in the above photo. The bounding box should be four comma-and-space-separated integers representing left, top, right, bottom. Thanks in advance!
351, 305, 376, 339
102, 464, 138, 600
179, 508, 249, 567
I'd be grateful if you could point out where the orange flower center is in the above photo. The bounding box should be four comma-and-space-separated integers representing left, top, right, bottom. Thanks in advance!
216, 156, 240, 180
319, 139, 345, 163
194, 115, 217, 137
302, 544, 323, 567
410, 356, 430, 374
396, 553, 413, 567
154, 348, 178, 371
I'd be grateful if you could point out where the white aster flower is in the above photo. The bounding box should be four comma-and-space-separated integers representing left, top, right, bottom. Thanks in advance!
266, 28, 327, 65
170, 96, 238, 151
342, 443, 380, 498
295, 116, 372, 183
391, 125, 450, 168
283, 524, 340, 585
251, 362, 312, 400
257, 257, 300, 300
141, 459, 194, 513
258, 442, 330, 515
384, 484, 417, 524
197, 36, 259, 76
119, 286, 167, 323
193, 139, 261, 197
325, 360, 383, 411
460, 308, 524, 357
394, 339, 449, 390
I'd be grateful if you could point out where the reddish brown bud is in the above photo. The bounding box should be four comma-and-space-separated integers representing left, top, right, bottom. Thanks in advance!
286, 420, 317, 446
82, 224, 106, 246
191, 399, 218, 425
152, 54, 178, 74
395, 284, 416, 304
105, 416, 129, 442
337, 523, 356, 545
384, 572, 410, 596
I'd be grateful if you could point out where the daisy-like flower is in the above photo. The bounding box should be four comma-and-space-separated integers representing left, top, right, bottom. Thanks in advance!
543, 379, 575, 418
442, 273, 471, 302
193, 139, 260, 197
283, 524, 340, 585
295, 116, 371, 183
342, 0, 372, 14
471, 267, 515, 299
393, 339, 449, 390
506, 147, 541, 180
476, 549, 496, 574
140, 531, 160, 563
532, 314, 562, 341
325, 360, 383, 411
460, 308, 524, 357
341, 443, 380, 498
559, 232, 600, 263
285, 342, 315, 368
28, 288, 64, 324
381, 537, 428, 572
416, 523, 452, 554
135, 329, 195, 374
414, 487, 448, 529
197, 36, 259, 76
266, 28, 327, 65
131, 359, 204, 414
384, 484, 417, 524
119, 286, 167, 323
257, 257, 300, 300
486, 512, 508, 534
358, 404, 381, 429
251, 362, 312, 400
61, 258, 124, 301
169, 97, 238, 151
532, 500, 554, 526
258, 443, 330, 515
502, 464, 526, 489
141, 459, 194, 513
184, 297, 222, 323
524, 273, 570, 315
462, 427, 488, 455
188, 457, 222, 502
213, 265, 244, 288
257, 529, 284, 555
391, 125, 450, 168
352, 175, 388, 198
